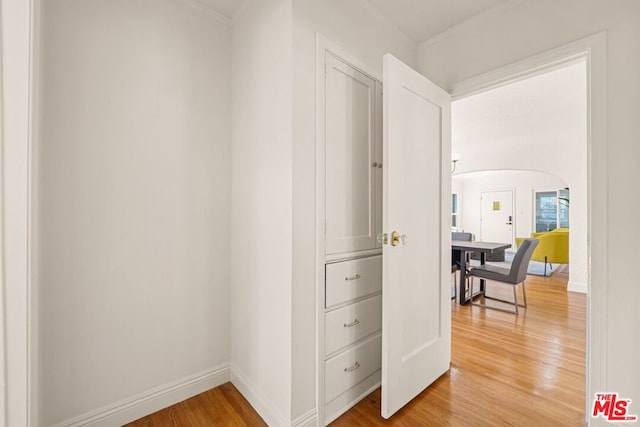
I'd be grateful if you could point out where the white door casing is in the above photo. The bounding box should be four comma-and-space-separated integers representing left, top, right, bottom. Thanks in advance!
480, 190, 514, 245
381, 53, 451, 419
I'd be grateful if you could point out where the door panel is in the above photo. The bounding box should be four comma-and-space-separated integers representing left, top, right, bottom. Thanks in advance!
381, 54, 451, 419
481, 190, 514, 244
325, 53, 379, 254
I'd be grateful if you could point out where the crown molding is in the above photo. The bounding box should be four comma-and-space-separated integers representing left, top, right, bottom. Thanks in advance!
176, 0, 233, 25
418, 0, 524, 49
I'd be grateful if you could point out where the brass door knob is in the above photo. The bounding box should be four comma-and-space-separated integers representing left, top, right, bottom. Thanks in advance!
391, 231, 407, 246
392, 231, 400, 246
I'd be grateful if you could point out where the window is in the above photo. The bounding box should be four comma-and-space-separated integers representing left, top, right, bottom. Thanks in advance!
558, 188, 570, 228
534, 188, 569, 232
452, 193, 459, 229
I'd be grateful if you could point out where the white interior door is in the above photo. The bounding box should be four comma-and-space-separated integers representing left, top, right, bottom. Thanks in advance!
381, 54, 451, 419
480, 190, 514, 244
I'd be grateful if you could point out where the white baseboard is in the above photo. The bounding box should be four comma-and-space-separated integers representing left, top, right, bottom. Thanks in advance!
55, 364, 230, 427
231, 365, 289, 426
568, 281, 587, 294
292, 408, 318, 427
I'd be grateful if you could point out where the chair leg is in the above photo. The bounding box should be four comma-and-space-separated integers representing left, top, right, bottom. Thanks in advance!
470, 279, 527, 314
470, 278, 507, 313
469, 276, 474, 299
464, 274, 471, 300
452, 270, 457, 300
544, 262, 554, 276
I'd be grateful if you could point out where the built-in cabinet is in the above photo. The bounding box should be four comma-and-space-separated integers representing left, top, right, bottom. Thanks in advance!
318, 46, 451, 424
324, 53, 383, 257
321, 51, 384, 424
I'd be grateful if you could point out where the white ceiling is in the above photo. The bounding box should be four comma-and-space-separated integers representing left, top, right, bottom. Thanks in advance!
197, 0, 242, 18
361, 0, 512, 42
198, 0, 512, 43
452, 61, 587, 166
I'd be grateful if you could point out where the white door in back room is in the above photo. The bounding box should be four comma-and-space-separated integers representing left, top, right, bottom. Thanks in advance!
480, 190, 514, 245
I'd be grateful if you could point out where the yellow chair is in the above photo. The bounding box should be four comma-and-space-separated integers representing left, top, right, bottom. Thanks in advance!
515, 228, 569, 276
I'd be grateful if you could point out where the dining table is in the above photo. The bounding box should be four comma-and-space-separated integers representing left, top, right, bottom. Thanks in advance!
452, 240, 512, 305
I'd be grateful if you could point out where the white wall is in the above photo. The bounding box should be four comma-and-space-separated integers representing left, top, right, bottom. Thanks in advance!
230, 1, 293, 425
451, 62, 587, 178
291, 1, 417, 421
450, 62, 588, 292
418, 0, 640, 420
37, 0, 232, 424
456, 170, 586, 292
452, 170, 587, 289
454, 171, 567, 239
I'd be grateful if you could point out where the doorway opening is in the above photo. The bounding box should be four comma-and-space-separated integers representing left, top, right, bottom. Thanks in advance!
450, 46, 595, 421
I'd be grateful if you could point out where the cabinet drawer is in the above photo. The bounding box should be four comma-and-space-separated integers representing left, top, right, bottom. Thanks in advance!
326, 256, 382, 308
325, 334, 382, 403
325, 295, 381, 356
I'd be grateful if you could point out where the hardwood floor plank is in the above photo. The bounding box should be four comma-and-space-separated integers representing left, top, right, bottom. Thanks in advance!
331, 269, 586, 426
127, 270, 585, 426
125, 383, 267, 427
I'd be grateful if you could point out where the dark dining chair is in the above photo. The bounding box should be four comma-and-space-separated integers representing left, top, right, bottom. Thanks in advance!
467, 238, 539, 314
451, 232, 473, 299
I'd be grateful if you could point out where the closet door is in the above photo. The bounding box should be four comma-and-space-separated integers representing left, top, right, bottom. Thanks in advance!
325, 53, 379, 255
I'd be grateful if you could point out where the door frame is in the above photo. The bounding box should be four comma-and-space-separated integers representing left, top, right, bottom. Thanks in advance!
1, 0, 39, 425
450, 31, 607, 418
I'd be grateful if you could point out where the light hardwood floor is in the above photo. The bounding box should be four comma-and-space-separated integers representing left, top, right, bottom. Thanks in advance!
125, 382, 267, 426
128, 267, 586, 426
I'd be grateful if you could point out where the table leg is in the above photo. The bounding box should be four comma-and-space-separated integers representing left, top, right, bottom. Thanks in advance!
458, 250, 468, 305
480, 252, 486, 293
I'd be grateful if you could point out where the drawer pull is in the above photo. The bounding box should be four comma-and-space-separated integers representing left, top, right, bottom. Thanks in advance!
344, 274, 361, 281
344, 362, 360, 373
343, 318, 360, 328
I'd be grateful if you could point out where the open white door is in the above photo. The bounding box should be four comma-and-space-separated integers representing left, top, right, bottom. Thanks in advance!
381, 54, 451, 418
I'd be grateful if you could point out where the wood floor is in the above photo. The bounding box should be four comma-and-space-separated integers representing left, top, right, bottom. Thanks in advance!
125, 382, 267, 427
127, 267, 586, 426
